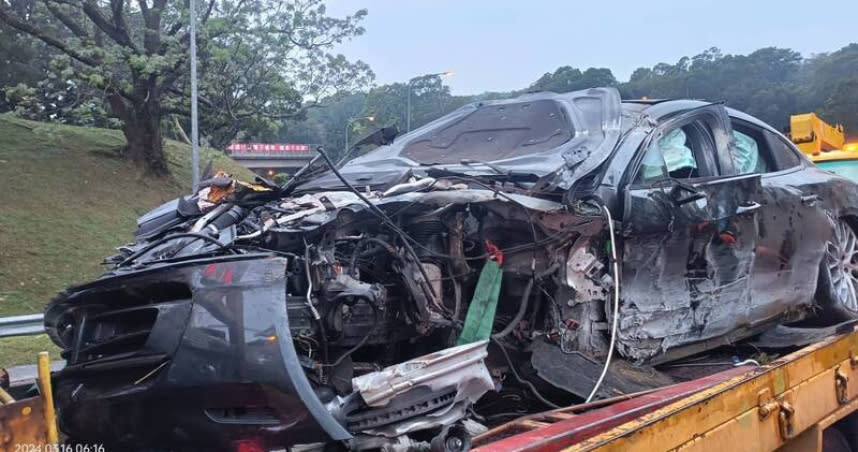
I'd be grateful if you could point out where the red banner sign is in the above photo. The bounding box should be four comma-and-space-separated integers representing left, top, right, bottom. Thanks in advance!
226, 143, 311, 154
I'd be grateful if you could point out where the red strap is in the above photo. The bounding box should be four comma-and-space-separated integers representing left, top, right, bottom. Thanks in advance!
719, 231, 737, 244
485, 240, 504, 266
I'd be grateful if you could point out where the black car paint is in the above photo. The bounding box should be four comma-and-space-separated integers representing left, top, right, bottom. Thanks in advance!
603, 100, 858, 361
50, 255, 350, 450
301, 88, 623, 194
44, 89, 858, 449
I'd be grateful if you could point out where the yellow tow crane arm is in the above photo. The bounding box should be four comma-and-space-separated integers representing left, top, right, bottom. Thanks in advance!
790, 112, 846, 156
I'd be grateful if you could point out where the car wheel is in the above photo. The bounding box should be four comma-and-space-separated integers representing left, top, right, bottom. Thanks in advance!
817, 217, 858, 322
823, 426, 853, 452
836, 414, 858, 451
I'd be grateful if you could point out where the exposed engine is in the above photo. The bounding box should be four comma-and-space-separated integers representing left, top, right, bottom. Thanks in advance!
43, 164, 638, 451
38, 86, 857, 451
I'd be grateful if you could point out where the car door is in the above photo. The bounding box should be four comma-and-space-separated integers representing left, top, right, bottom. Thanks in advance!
618, 105, 763, 362
727, 118, 831, 324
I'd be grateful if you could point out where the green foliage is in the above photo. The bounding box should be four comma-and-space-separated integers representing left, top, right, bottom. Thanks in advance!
0, 1, 46, 104
530, 66, 617, 92
2, 2, 856, 168
620, 46, 806, 128
273, 172, 290, 185
285, 43, 858, 155
169, 0, 374, 149
0, 115, 253, 366
801, 44, 858, 134
822, 78, 858, 134
4, 80, 116, 128
0, 335, 60, 368
0, 0, 373, 173
0, 114, 253, 318
281, 76, 456, 159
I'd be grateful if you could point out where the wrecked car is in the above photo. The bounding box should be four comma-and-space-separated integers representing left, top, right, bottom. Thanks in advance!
43, 87, 858, 451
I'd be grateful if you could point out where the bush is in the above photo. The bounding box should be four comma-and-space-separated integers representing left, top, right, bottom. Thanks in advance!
273, 172, 289, 185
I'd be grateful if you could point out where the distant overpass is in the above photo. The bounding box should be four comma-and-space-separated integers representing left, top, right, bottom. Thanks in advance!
226, 143, 315, 176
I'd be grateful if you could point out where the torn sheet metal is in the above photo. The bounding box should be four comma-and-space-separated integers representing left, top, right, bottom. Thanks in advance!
353, 341, 493, 408
307, 87, 622, 193
347, 341, 494, 439
45, 92, 858, 450
381, 189, 564, 213
619, 165, 763, 361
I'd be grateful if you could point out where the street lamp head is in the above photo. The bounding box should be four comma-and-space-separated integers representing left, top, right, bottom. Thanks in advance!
409, 71, 455, 83
345, 115, 378, 155
406, 70, 453, 133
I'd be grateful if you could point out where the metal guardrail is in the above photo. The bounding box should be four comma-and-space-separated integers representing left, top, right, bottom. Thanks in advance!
0, 313, 45, 338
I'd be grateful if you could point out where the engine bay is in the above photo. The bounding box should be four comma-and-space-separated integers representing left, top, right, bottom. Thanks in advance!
45, 165, 648, 450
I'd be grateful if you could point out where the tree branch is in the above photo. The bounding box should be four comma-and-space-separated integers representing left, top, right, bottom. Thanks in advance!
138, 0, 161, 54
0, 5, 99, 67
81, 0, 140, 53
109, 0, 136, 50
43, 1, 92, 41
163, 106, 191, 116
167, 0, 215, 37
166, 87, 215, 108
234, 101, 321, 120
172, 115, 191, 144
202, 0, 216, 23
137, 0, 149, 19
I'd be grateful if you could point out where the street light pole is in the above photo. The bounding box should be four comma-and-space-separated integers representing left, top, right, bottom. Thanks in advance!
406, 82, 412, 134
406, 71, 453, 133
344, 115, 376, 157
189, 0, 200, 192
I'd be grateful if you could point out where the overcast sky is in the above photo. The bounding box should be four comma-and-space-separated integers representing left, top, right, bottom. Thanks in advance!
326, 0, 858, 95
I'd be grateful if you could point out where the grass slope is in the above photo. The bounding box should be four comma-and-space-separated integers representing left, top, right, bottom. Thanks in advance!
0, 115, 253, 366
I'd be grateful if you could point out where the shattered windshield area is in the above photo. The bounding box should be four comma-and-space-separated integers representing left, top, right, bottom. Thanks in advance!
400, 99, 573, 164
39, 88, 641, 451
323, 88, 622, 192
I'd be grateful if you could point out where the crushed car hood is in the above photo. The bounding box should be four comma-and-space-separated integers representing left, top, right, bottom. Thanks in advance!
299, 87, 622, 193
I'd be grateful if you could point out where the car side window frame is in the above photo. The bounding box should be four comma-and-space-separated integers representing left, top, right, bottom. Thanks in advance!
763, 130, 805, 172
727, 119, 773, 176
726, 116, 806, 176
626, 111, 727, 190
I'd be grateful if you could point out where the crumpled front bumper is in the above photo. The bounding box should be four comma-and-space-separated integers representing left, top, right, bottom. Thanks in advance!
49, 255, 350, 450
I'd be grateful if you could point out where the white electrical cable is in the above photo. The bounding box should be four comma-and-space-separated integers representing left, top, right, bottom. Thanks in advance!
585, 204, 621, 403
733, 359, 760, 367
304, 241, 321, 321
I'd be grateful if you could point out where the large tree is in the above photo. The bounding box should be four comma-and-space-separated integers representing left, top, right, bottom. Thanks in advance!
0, 0, 370, 175
278, 76, 458, 158
621, 47, 804, 128
530, 66, 617, 93
172, 1, 374, 149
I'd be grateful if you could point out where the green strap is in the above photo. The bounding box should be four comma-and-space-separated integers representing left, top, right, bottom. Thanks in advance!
457, 260, 503, 345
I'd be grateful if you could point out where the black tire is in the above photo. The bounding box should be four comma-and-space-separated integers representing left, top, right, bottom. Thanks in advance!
824, 426, 853, 452
836, 414, 858, 451
430, 424, 471, 452
816, 217, 858, 323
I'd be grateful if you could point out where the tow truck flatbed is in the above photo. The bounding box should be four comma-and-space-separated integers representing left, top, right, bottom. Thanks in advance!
3, 326, 858, 451
473, 324, 858, 452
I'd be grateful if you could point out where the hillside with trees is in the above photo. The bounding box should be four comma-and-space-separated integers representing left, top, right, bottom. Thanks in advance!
0, 0, 373, 174
280, 44, 858, 159
0, 2, 855, 167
